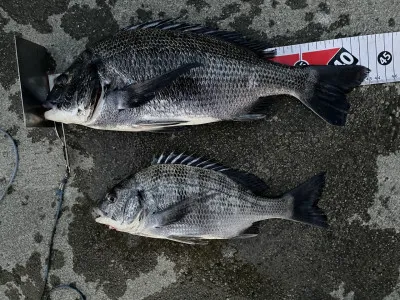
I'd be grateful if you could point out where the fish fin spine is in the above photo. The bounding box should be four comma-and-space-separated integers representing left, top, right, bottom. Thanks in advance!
122, 19, 274, 57
153, 152, 269, 196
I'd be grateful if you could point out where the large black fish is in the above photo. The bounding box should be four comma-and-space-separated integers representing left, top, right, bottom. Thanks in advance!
44, 19, 369, 131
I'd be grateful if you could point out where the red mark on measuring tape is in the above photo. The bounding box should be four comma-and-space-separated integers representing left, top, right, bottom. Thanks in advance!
269, 47, 359, 66
270, 53, 300, 65
304, 48, 341, 65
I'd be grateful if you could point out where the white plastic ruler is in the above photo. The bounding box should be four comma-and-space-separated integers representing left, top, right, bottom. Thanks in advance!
266, 31, 400, 85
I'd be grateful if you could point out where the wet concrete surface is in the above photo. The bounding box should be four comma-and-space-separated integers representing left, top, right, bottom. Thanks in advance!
1, 0, 400, 299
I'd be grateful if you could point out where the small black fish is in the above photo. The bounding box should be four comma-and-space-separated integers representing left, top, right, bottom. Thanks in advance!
94, 153, 328, 244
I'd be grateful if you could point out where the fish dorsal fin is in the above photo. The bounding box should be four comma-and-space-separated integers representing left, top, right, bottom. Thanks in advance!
121, 19, 274, 57
152, 153, 269, 196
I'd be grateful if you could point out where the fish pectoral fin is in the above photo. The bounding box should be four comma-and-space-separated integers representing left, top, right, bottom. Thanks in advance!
149, 193, 216, 228
167, 236, 209, 245
117, 62, 203, 109
151, 198, 194, 227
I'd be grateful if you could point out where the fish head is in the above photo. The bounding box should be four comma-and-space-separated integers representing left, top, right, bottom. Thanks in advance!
44, 51, 102, 125
94, 176, 144, 231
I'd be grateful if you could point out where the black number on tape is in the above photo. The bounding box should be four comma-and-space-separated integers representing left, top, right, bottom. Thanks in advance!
378, 51, 392, 66
294, 60, 308, 66
328, 48, 359, 66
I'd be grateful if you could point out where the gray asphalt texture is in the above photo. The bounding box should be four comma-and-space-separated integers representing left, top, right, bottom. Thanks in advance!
1, 0, 400, 299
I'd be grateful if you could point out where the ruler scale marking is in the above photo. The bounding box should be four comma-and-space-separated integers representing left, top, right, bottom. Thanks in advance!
384, 33, 387, 82
391, 32, 396, 81
367, 35, 371, 83
350, 36, 353, 62
357, 36, 362, 65
265, 31, 400, 86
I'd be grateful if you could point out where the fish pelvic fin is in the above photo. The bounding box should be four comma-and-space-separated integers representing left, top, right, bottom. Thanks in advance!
167, 236, 209, 245
285, 172, 328, 228
299, 65, 369, 126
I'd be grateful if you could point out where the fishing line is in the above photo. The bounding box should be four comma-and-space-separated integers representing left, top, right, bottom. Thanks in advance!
0, 127, 19, 204
0, 126, 84, 298
40, 122, 86, 300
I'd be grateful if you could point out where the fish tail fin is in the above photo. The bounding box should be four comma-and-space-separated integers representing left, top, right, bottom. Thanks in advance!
285, 172, 328, 228
299, 65, 369, 126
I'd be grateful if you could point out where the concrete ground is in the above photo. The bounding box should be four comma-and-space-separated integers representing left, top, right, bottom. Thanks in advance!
1, 0, 400, 299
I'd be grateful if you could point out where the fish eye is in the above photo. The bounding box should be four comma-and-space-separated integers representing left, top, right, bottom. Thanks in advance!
107, 193, 117, 204
54, 74, 69, 86
65, 92, 73, 101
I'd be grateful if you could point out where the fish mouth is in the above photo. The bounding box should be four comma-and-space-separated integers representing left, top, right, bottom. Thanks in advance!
92, 207, 106, 220
92, 207, 120, 231
42, 101, 55, 109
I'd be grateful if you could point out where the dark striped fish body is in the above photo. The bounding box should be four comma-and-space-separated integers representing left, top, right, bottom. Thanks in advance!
95, 153, 328, 244
44, 19, 369, 130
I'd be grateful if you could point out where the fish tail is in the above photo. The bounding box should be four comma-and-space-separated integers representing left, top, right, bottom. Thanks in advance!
299, 65, 369, 126
284, 172, 328, 228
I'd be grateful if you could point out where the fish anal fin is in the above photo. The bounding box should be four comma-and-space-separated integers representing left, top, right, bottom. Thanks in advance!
244, 97, 276, 116
233, 221, 262, 239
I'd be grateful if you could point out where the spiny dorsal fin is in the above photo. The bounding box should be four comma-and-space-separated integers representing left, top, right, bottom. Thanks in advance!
121, 19, 274, 57
152, 153, 269, 196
